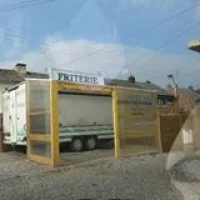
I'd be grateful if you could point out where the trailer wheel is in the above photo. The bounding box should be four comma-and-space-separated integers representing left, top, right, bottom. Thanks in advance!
70, 138, 83, 152
84, 137, 97, 151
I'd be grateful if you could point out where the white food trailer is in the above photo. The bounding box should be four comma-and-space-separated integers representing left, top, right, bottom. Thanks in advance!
3, 82, 113, 151
3, 69, 114, 151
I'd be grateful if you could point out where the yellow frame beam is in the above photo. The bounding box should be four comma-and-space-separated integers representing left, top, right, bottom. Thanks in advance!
57, 81, 112, 95
27, 134, 51, 142
51, 81, 114, 166
26, 80, 54, 165
112, 88, 120, 158
50, 80, 60, 166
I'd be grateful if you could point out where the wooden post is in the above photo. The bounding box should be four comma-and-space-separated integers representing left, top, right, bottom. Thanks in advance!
50, 80, 60, 166
156, 110, 162, 152
112, 88, 120, 158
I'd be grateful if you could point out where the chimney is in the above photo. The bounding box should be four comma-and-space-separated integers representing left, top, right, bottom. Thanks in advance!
145, 80, 151, 84
14, 63, 27, 75
128, 75, 136, 83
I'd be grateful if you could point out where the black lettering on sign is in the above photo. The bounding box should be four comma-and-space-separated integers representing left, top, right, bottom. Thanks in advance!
64, 73, 69, 81
93, 77, 98, 84
69, 74, 74, 82
79, 75, 84, 83
90, 76, 94, 84
131, 112, 144, 116
117, 100, 130, 105
117, 100, 152, 105
74, 75, 79, 82
89, 77, 98, 84
57, 72, 99, 85
89, 77, 94, 84
85, 76, 90, 83
58, 73, 64, 81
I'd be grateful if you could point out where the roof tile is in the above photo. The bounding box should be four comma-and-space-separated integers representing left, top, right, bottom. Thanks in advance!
0, 69, 49, 83
104, 78, 173, 96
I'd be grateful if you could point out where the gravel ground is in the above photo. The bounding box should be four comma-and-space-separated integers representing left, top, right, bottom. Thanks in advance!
0, 151, 182, 200
169, 157, 200, 200
60, 149, 114, 166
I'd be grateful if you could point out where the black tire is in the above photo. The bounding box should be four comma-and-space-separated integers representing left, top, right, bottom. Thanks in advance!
70, 137, 83, 152
84, 137, 97, 151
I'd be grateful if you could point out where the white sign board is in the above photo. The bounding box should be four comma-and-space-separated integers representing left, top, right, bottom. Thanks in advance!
182, 129, 194, 145
182, 129, 194, 152
49, 69, 104, 85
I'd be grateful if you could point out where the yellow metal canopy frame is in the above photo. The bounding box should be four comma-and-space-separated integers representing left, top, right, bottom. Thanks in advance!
26, 80, 113, 166
26, 80, 52, 165
26, 80, 161, 167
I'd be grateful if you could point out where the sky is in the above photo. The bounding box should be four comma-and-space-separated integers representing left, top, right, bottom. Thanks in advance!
0, 0, 199, 88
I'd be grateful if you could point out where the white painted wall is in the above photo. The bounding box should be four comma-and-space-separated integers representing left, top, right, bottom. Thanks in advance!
0, 83, 15, 113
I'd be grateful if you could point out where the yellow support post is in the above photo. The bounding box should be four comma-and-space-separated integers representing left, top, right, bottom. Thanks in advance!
50, 80, 60, 166
112, 87, 120, 158
156, 110, 162, 152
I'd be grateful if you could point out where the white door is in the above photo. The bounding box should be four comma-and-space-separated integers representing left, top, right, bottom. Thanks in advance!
9, 90, 17, 143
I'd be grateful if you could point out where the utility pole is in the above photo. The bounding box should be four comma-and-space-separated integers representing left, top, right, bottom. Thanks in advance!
168, 74, 179, 113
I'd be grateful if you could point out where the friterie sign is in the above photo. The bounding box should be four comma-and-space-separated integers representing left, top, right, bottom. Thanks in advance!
49, 69, 104, 85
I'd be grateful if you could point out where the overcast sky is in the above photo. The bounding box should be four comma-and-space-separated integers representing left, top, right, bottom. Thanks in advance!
0, 0, 200, 88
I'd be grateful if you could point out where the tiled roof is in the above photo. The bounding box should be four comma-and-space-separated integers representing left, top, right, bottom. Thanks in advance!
0, 69, 24, 83
25, 71, 49, 79
105, 78, 173, 97
178, 88, 200, 102
0, 69, 49, 83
